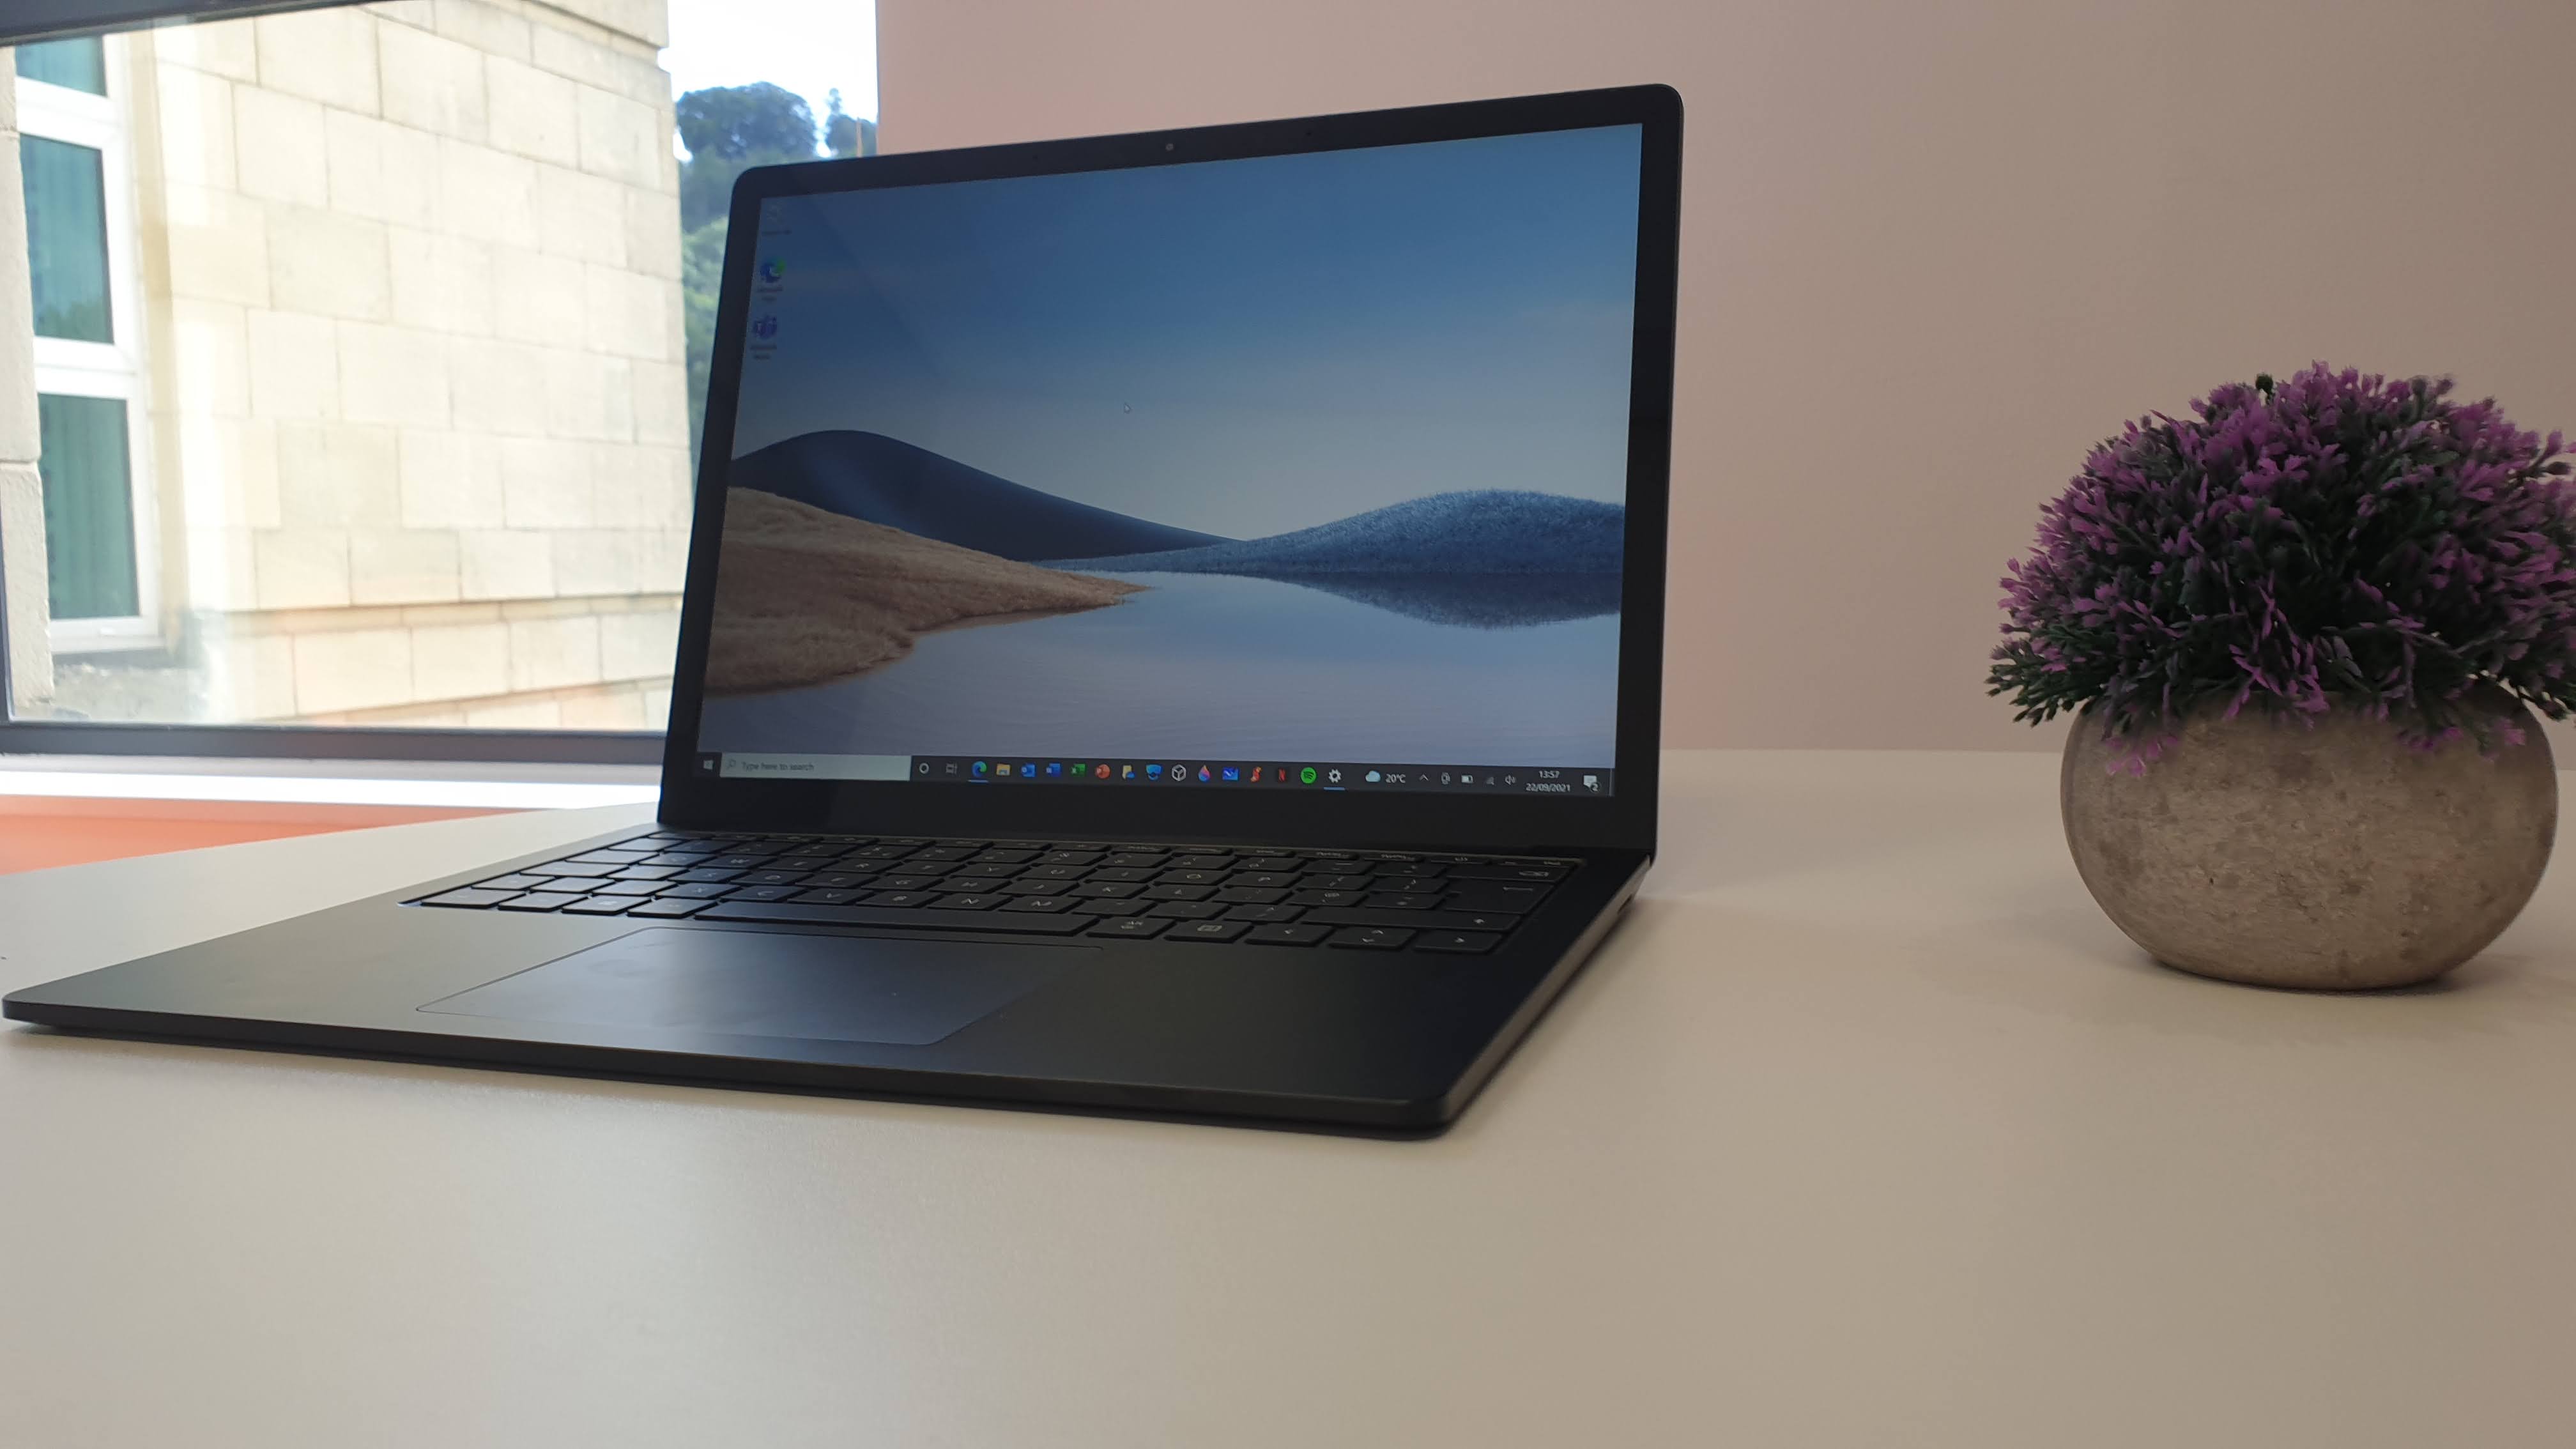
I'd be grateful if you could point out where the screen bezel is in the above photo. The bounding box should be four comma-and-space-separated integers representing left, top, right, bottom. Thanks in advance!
657, 84, 1681, 854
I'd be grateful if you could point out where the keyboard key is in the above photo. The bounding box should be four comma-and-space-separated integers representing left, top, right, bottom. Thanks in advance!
560, 897, 636, 916
791, 889, 865, 905
1307, 875, 1372, 891
954, 862, 1023, 878
1365, 894, 1446, 911
1000, 896, 1073, 914
799, 872, 873, 891
1148, 901, 1227, 920
1166, 919, 1249, 943
1213, 887, 1288, 905
1308, 907, 1523, 933
1156, 868, 1223, 886
696, 902, 1091, 935
724, 885, 802, 902
1288, 889, 1365, 908
1170, 854, 1235, 870
613, 865, 680, 880
1245, 924, 1332, 946
1143, 883, 1214, 901
1446, 864, 1567, 882
1329, 926, 1415, 949
497, 892, 590, 912
1039, 850, 1102, 865
707, 855, 773, 871
523, 863, 611, 880
625, 898, 711, 919
909, 846, 977, 862
1073, 898, 1147, 916
1224, 903, 1306, 923
930, 878, 994, 894
661, 881, 733, 898
1443, 884, 1547, 914
1086, 916, 1169, 938
931, 893, 1007, 911
1103, 852, 1169, 868
973, 848, 1039, 864
864, 890, 935, 908
873, 874, 943, 892
592, 880, 666, 897
571, 850, 653, 866
1087, 867, 1158, 883
736, 870, 808, 887
1375, 861, 1445, 877
473, 874, 555, 893
1028, 864, 1092, 880
1414, 931, 1502, 954
1227, 872, 1302, 890
417, 887, 522, 908
1000, 880, 1071, 896
1066, 880, 1143, 899
676, 868, 744, 884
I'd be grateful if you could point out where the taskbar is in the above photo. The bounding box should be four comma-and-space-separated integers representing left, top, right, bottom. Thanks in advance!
706, 752, 1613, 797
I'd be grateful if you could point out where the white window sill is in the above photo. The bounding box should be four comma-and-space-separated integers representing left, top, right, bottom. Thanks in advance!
0, 756, 661, 811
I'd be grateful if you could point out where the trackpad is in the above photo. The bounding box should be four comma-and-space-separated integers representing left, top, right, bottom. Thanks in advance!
422, 927, 1085, 1046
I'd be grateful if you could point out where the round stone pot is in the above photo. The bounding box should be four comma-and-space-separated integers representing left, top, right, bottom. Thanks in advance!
2060, 696, 2558, 990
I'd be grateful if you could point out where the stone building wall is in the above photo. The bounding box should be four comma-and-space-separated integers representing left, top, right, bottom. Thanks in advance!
0, 56, 55, 713
55, 0, 691, 729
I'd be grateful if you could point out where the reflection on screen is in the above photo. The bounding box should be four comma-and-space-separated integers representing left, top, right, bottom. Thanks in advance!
694, 125, 1644, 796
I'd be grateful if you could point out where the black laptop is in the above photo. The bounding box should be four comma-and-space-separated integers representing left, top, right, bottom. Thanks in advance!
4, 86, 1682, 1132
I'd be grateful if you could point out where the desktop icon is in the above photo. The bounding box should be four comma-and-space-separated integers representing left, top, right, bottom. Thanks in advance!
1020, 763, 1036, 778
1046, 762, 1063, 777
750, 314, 779, 341
1249, 767, 1263, 783
758, 257, 785, 284
1121, 764, 1134, 779
1221, 766, 1240, 782
1169, 763, 1185, 780
1365, 770, 1381, 783
1328, 769, 1342, 783
1094, 763, 1111, 779
1196, 765, 1211, 783
1146, 763, 1163, 779
1300, 766, 1317, 785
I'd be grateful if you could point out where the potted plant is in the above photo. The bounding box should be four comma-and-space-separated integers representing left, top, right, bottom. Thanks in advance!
1991, 364, 2572, 989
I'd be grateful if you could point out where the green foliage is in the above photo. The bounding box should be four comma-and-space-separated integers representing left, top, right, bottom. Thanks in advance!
675, 82, 816, 163
681, 218, 726, 466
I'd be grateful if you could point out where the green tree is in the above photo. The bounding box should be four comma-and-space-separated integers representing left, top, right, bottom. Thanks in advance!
676, 81, 816, 162
675, 82, 821, 461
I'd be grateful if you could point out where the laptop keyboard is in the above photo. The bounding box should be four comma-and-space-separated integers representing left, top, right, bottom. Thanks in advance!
408, 831, 1574, 954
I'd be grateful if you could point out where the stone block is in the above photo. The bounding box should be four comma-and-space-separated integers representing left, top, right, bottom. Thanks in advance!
574, 84, 661, 188
388, 228, 496, 335
464, 697, 560, 728
531, 22, 673, 106
155, 65, 236, 189
337, 321, 453, 427
499, 435, 595, 527
254, 8, 381, 114
582, 263, 671, 360
552, 528, 640, 595
364, 0, 438, 30
162, 183, 272, 308
459, 528, 553, 599
534, 164, 625, 267
1, 463, 52, 706
436, 137, 538, 245
448, 337, 549, 436
486, 54, 581, 169
234, 87, 329, 208
178, 525, 258, 612
432, 0, 532, 64
157, 17, 261, 80
641, 682, 672, 726
410, 618, 509, 700
165, 298, 251, 419
268, 207, 392, 321
252, 527, 352, 608
397, 427, 504, 530
543, 349, 632, 442
0, 132, 31, 468
244, 309, 340, 419
325, 111, 443, 231
620, 185, 681, 280
542, 0, 666, 49
172, 414, 281, 530
591, 441, 693, 528
277, 420, 401, 526
628, 358, 688, 447
196, 628, 296, 719
507, 613, 601, 692
381, 22, 487, 141
558, 686, 648, 728
350, 528, 463, 604
635, 526, 687, 592
293, 625, 417, 714
492, 246, 586, 345
599, 605, 680, 680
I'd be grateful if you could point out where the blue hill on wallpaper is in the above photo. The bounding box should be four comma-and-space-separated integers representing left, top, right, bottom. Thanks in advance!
1041, 490, 1624, 576
728, 431, 1227, 562
728, 431, 1623, 626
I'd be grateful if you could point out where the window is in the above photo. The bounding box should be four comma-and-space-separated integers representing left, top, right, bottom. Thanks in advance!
1, 2, 878, 758
18, 34, 158, 654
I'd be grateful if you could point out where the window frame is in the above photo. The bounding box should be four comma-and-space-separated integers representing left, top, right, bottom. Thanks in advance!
18, 43, 162, 655
1, 20, 664, 768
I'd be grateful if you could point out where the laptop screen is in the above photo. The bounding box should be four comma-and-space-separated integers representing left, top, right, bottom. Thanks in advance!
693, 123, 1644, 799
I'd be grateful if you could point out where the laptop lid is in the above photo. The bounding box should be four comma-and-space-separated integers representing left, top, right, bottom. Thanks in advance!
659, 86, 1680, 854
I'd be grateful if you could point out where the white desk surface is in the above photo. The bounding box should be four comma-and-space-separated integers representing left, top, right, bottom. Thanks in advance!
4, 749, 2571, 1447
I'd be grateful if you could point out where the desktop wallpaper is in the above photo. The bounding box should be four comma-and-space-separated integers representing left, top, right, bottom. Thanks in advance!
694, 124, 1643, 770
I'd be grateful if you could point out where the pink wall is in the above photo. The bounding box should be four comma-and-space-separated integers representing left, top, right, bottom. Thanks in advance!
878, 0, 2576, 752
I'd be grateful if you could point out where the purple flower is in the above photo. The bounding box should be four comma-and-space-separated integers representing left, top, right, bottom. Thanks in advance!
1989, 364, 2576, 763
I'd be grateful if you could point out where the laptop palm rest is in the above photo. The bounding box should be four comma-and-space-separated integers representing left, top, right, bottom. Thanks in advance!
422, 928, 1086, 1048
